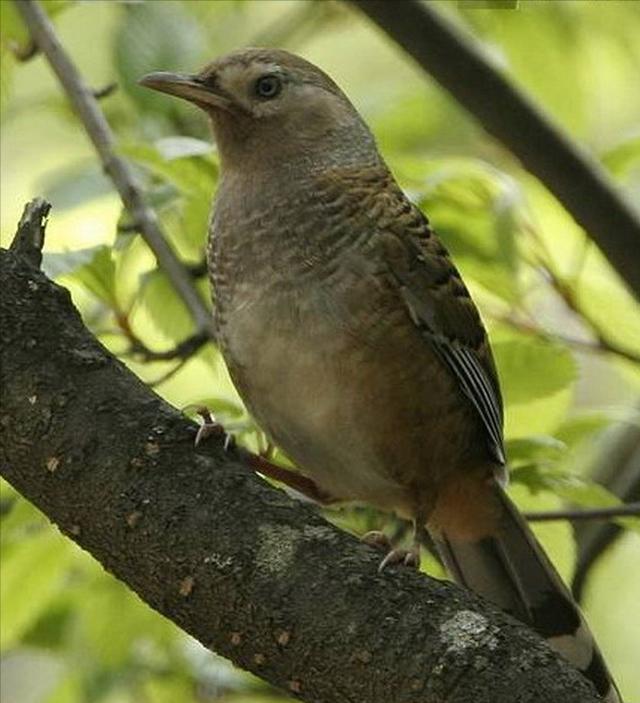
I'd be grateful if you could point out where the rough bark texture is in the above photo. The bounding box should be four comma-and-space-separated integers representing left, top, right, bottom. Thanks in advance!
0, 209, 600, 703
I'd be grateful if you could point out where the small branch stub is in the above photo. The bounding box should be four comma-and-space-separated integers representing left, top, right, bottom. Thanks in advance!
9, 197, 51, 269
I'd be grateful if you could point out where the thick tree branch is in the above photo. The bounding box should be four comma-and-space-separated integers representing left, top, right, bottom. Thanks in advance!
15, 0, 214, 338
348, 0, 640, 299
0, 201, 601, 703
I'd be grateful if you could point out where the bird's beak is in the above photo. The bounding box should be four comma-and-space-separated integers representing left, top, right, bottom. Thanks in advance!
138, 71, 232, 111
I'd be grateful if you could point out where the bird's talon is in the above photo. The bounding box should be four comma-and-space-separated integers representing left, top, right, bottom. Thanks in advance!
361, 530, 393, 552
404, 550, 420, 569
191, 406, 234, 450
377, 546, 421, 573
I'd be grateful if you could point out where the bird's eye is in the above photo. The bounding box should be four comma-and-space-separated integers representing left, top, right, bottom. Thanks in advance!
254, 74, 282, 100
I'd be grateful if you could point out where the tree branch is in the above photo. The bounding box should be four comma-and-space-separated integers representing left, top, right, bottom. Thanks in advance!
0, 200, 601, 703
15, 0, 214, 338
494, 312, 640, 366
347, 0, 640, 300
572, 418, 640, 600
525, 503, 640, 524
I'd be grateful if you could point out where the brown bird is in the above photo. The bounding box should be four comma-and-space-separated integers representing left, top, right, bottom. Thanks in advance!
141, 49, 619, 702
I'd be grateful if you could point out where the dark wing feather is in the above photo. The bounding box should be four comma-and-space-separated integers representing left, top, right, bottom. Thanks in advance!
373, 175, 506, 467
435, 341, 505, 465
316, 165, 505, 467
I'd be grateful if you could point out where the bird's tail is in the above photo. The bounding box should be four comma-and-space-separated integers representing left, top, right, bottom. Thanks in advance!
430, 478, 621, 703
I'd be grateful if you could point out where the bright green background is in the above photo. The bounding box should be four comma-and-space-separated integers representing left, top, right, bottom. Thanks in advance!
1, 1, 639, 702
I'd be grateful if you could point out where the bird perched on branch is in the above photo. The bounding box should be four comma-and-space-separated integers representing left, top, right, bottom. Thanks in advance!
141, 49, 620, 702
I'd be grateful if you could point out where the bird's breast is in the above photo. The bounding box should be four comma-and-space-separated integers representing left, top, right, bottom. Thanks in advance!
208, 183, 483, 512
214, 267, 473, 513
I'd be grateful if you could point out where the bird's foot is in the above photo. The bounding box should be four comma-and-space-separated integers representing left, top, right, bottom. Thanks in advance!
362, 531, 420, 572
378, 545, 420, 572
361, 530, 393, 551
192, 406, 235, 450
189, 406, 337, 505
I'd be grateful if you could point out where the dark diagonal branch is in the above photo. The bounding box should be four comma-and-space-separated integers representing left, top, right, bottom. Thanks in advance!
525, 503, 640, 524
122, 329, 209, 362
572, 418, 640, 601
15, 0, 214, 338
0, 200, 601, 703
347, 0, 640, 299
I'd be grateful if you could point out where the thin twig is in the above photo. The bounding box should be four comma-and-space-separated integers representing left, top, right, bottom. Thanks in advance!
124, 330, 209, 362
185, 258, 208, 279
492, 221, 640, 365
348, 0, 640, 299
495, 311, 640, 365
15, 0, 214, 339
544, 265, 639, 365
10, 37, 39, 61
525, 503, 640, 523
92, 82, 117, 100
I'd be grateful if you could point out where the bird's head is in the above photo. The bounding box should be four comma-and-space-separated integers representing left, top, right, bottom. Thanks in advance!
140, 48, 378, 171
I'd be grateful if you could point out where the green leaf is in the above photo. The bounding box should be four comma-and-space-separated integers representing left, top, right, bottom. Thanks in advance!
0, 495, 45, 551
120, 140, 216, 259
601, 136, 640, 179
73, 246, 117, 308
137, 269, 195, 342
574, 273, 640, 360
415, 159, 524, 302
493, 338, 577, 405
73, 577, 177, 670
0, 2, 30, 46
37, 161, 112, 211
22, 600, 74, 650
511, 466, 640, 535
42, 245, 106, 280
44, 246, 118, 309
0, 1, 75, 47
0, 529, 73, 649
554, 411, 617, 449
161, 192, 210, 260
43, 675, 83, 703
155, 136, 215, 160
140, 675, 200, 703
505, 435, 567, 467
0, 46, 14, 114
121, 141, 216, 198
114, 2, 204, 115
508, 483, 576, 583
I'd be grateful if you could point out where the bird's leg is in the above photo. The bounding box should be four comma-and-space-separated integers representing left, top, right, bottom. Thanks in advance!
370, 518, 425, 572
192, 407, 337, 506
361, 530, 394, 552
245, 453, 338, 505
193, 407, 235, 450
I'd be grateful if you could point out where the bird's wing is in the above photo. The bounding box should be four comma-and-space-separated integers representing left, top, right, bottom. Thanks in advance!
354, 167, 506, 467
392, 237, 506, 468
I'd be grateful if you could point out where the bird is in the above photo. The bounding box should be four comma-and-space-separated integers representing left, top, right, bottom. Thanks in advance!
140, 48, 620, 702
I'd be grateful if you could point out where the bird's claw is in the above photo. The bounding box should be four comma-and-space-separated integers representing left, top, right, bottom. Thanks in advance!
192, 407, 235, 451
377, 545, 421, 572
361, 530, 421, 571
361, 530, 393, 552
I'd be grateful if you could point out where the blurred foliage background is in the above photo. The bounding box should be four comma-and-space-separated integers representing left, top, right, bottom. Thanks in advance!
1, 1, 639, 702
